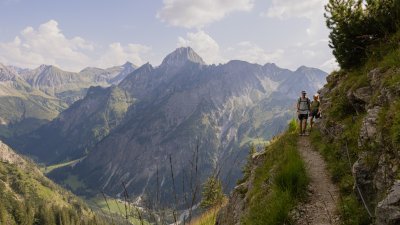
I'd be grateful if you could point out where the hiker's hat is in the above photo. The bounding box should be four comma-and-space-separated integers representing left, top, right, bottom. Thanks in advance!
301, 90, 306, 94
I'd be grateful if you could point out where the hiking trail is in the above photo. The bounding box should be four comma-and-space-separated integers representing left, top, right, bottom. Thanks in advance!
294, 136, 340, 225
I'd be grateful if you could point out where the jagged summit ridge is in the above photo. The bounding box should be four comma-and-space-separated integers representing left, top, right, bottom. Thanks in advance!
161, 47, 206, 67
0, 63, 18, 81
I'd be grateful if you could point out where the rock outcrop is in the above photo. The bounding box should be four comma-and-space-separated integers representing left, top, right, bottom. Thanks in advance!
376, 181, 400, 225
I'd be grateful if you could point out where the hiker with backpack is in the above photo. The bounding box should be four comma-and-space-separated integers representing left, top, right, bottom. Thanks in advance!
309, 94, 321, 130
297, 90, 311, 136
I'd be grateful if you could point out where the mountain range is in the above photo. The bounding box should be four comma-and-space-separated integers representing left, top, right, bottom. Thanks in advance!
0, 61, 137, 137
4, 47, 328, 207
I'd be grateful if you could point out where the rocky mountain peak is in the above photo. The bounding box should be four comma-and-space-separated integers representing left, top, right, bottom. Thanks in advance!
263, 62, 278, 68
295, 65, 325, 74
7, 65, 29, 74
0, 63, 18, 81
30, 64, 62, 77
122, 61, 136, 68
161, 47, 206, 67
80, 66, 102, 73
38, 64, 52, 71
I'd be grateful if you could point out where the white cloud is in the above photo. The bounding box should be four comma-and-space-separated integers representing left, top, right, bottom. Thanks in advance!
302, 50, 316, 58
265, 0, 325, 20
157, 0, 254, 28
264, 0, 328, 36
177, 31, 284, 66
177, 30, 221, 64
260, 0, 334, 72
0, 20, 151, 71
0, 20, 92, 70
96, 43, 151, 69
228, 42, 284, 65
320, 57, 339, 72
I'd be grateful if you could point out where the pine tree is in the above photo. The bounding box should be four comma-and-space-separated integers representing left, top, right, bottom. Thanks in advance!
325, 0, 400, 69
325, 0, 367, 69
200, 176, 224, 209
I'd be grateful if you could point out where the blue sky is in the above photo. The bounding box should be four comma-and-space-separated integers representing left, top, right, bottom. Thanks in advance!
0, 0, 336, 72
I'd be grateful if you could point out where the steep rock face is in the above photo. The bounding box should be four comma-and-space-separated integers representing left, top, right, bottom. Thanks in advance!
317, 67, 400, 224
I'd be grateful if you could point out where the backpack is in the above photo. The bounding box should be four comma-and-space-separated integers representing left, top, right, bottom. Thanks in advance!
298, 97, 310, 111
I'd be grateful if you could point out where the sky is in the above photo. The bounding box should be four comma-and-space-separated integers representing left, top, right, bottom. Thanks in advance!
0, 0, 337, 72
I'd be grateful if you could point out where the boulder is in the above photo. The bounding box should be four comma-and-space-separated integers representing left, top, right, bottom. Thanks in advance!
353, 87, 372, 104
352, 152, 375, 202
346, 86, 372, 112
373, 153, 394, 192
376, 180, 400, 225
358, 106, 381, 147
368, 68, 381, 88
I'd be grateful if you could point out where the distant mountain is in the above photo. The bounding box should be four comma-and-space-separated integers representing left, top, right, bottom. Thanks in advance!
277, 66, 327, 98
0, 62, 137, 138
8, 47, 327, 206
109, 61, 138, 84
0, 140, 115, 225
80, 61, 137, 85
161, 47, 206, 67
0, 63, 67, 137
6, 65, 30, 74
14, 62, 137, 105
13, 86, 134, 162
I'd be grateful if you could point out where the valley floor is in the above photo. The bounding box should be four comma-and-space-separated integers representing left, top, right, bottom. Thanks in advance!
294, 136, 340, 225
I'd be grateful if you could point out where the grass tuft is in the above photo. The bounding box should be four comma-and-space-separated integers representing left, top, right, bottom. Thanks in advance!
189, 199, 227, 225
241, 120, 309, 225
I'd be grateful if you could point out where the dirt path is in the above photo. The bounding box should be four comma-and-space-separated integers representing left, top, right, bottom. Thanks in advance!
294, 136, 340, 225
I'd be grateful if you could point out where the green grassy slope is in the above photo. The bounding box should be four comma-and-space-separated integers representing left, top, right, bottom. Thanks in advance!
241, 121, 308, 225
0, 141, 123, 225
218, 120, 309, 224
0, 78, 67, 138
